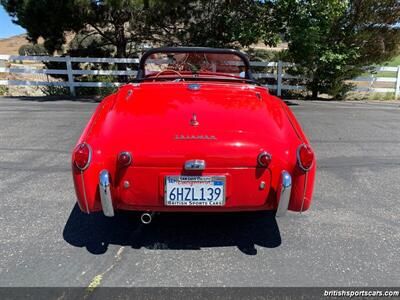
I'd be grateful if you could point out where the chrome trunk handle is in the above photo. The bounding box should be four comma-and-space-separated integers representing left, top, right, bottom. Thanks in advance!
184, 160, 206, 171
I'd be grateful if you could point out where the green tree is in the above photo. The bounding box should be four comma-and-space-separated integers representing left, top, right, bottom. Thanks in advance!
169, 0, 279, 48
1, 0, 277, 57
2, 0, 80, 54
275, 0, 400, 98
2, 0, 157, 57
2, 0, 280, 88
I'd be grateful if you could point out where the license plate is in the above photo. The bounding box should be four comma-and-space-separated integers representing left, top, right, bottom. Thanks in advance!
165, 176, 226, 206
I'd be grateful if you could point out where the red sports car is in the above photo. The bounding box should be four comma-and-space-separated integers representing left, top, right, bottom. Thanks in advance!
71, 47, 316, 224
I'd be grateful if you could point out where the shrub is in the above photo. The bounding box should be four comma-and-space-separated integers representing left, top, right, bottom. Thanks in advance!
18, 44, 48, 56
0, 86, 9, 96
40, 85, 69, 96
76, 75, 118, 97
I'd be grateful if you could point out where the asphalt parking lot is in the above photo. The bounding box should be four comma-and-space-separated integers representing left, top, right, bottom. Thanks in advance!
0, 96, 399, 288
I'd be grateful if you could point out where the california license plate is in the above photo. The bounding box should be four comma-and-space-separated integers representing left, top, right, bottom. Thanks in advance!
165, 176, 226, 206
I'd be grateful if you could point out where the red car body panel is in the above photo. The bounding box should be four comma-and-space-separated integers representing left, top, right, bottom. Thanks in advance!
72, 48, 316, 215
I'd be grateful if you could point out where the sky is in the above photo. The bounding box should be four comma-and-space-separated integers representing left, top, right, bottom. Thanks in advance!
0, 6, 26, 39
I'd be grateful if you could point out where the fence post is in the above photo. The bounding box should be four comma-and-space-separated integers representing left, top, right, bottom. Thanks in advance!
65, 55, 76, 97
395, 66, 400, 100
277, 61, 283, 97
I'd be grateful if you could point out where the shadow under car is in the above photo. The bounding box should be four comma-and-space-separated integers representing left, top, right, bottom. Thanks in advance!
63, 204, 282, 255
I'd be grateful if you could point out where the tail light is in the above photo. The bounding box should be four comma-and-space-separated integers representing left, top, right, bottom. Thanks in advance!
118, 151, 132, 167
73, 143, 92, 171
297, 144, 314, 172
258, 151, 272, 167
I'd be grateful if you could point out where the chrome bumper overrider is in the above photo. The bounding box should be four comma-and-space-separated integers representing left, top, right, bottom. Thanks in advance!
276, 171, 292, 217
99, 170, 115, 217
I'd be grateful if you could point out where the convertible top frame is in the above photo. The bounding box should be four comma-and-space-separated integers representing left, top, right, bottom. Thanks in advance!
137, 47, 254, 80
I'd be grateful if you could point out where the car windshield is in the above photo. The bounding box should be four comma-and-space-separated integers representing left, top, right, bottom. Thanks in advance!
138, 48, 251, 81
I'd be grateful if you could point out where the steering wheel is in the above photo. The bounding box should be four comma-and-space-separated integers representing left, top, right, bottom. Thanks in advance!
154, 69, 184, 81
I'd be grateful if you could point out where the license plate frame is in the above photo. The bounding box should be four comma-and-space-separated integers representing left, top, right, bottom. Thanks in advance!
164, 175, 226, 206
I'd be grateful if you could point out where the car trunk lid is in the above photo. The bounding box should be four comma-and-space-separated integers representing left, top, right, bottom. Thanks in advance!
89, 82, 298, 167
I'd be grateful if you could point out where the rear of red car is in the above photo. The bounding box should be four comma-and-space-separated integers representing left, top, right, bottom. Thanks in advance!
72, 81, 316, 218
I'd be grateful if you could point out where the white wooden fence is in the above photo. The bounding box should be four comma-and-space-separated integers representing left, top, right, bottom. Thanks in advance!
352, 67, 400, 99
0, 55, 138, 96
0, 54, 399, 98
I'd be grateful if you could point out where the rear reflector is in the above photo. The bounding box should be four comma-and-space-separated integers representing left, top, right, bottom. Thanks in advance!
297, 144, 314, 172
73, 143, 91, 171
258, 151, 272, 167
118, 152, 132, 167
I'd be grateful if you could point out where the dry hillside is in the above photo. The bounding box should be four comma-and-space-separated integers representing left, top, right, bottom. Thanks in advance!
0, 34, 30, 55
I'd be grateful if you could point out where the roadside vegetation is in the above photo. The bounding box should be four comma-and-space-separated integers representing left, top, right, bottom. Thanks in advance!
1, 0, 399, 99
344, 92, 397, 101
0, 86, 9, 96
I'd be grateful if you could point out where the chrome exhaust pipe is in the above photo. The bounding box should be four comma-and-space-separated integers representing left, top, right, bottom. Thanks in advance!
140, 212, 154, 224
